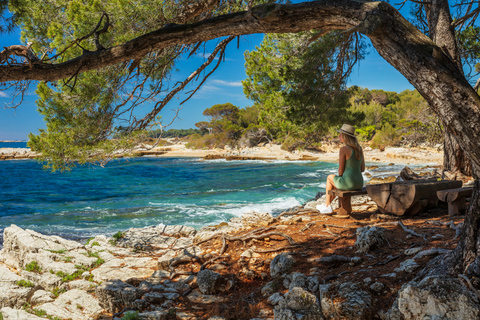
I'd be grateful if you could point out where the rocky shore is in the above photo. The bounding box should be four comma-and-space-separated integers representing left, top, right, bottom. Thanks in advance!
0, 191, 478, 320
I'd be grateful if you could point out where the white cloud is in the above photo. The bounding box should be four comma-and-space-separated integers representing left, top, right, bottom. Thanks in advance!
210, 79, 243, 87
0, 92, 8, 98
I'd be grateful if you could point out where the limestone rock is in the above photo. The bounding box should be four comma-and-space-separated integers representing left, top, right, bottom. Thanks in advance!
66, 279, 95, 290
387, 276, 480, 320
196, 269, 230, 295
0, 225, 82, 270
270, 252, 296, 278
91, 257, 157, 282
289, 273, 308, 291
30, 290, 55, 305
268, 292, 284, 305
157, 224, 197, 238
96, 280, 142, 313
0, 307, 44, 320
274, 287, 322, 320
355, 226, 386, 253
0, 284, 33, 309
241, 211, 274, 227
319, 282, 372, 319
19, 271, 62, 291
186, 289, 227, 304
394, 259, 420, 274
39, 289, 102, 320
138, 310, 168, 319
116, 226, 193, 249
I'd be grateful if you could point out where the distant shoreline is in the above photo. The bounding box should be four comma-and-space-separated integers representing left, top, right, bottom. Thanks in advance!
0, 140, 26, 143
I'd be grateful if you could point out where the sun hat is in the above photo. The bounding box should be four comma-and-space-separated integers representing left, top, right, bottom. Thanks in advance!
336, 124, 356, 137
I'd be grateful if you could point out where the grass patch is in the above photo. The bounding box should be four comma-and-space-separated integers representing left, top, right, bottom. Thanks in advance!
63, 256, 73, 263
33, 309, 46, 317
25, 261, 42, 273
16, 280, 35, 287
75, 264, 89, 272
0, 311, 3, 320
85, 237, 94, 245
52, 287, 66, 298
110, 231, 125, 245
121, 311, 139, 320
45, 249, 67, 254
91, 241, 100, 246
56, 270, 83, 282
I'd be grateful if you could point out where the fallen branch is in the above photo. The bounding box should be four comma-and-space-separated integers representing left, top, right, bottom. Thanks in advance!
373, 221, 427, 240
200, 255, 230, 271
277, 206, 312, 218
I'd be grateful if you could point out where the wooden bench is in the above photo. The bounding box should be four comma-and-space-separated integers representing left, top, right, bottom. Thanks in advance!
437, 187, 473, 216
328, 187, 368, 216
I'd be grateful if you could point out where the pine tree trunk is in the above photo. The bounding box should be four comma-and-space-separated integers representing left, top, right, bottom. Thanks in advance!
444, 130, 473, 176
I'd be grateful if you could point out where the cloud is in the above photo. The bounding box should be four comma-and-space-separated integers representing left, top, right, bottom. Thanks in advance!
0, 92, 8, 98
210, 80, 243, 87
197, 53, 235, 61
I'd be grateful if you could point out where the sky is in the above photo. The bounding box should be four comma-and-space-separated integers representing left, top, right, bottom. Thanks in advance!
0, 8, 415, 141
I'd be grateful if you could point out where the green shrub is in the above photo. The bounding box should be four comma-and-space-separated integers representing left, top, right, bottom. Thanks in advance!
16, 280, 35, 287
85, 237, 94, 245
91, 241, 100, 247
63, 256, 73, 263
52, 287, 66, 298
33, 309, 46, 317
0, 311, 3, 320
371, 123, 400, 149
25, 261, 42, 273
112, 231, 124, 240
356, 125, 376, 141
55, 270, 83, 282
121, 311, 139, 320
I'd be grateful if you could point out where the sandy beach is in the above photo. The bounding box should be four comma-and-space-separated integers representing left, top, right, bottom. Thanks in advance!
153, 141, 443, 166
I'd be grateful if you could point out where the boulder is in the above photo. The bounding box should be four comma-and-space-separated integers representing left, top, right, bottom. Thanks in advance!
268, 293, 284, 306
39, 289, 103, 320
138, 310, 168, 319
289, 273, 308, 291
196, 269, 230, 295
394, 259, 420, 274
270, 252, 296, 278
355, 226, 386, 253
91, 257, 157, 282
157, 224, 197, 238
319, 282, 372, 319
19, 271, 62, 291
274, 287, 322, 320
96, 280, 142, 313
387, 276, 480, 320
0, 225, 82, 270
241, 211, 274, 227
0, 307, 44, 320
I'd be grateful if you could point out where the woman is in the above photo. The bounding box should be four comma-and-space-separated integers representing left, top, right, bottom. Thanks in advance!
317, 124, 365, 214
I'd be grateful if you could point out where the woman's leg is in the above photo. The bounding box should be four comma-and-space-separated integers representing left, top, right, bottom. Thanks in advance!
325, 174, 337, 206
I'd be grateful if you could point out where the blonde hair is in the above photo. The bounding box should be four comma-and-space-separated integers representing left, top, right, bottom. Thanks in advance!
341, 133, 363, 160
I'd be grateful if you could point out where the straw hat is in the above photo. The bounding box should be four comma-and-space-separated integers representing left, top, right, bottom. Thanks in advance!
336, 124, 356, 137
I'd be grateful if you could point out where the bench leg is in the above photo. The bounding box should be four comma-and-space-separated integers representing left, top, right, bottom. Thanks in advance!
338, 195, 352, 215
448, 198, 466, 217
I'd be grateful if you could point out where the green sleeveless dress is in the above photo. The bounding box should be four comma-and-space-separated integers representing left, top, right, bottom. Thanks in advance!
333, 147, 364, 191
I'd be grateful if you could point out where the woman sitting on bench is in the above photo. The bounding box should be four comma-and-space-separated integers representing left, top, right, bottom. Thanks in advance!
318, 124, 365, 214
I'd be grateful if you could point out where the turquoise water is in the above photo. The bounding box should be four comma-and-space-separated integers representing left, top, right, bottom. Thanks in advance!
0, 141, 28, 148
0, 156, 339, 242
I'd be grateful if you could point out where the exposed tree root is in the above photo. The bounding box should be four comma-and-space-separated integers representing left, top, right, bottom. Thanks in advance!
374, 220, 427, 240
301, 222, 316, 232
220, 231, 296, 255
458, 274, 480, 300
375, 254, 402, 266
251, 245, 300, 253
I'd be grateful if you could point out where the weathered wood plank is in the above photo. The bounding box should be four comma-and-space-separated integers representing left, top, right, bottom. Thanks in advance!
366, 180, 462, 216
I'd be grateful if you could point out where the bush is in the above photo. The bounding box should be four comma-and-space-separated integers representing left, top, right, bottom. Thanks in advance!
121, 311, 139, 320
356, 125, 376, 141
371, 123, 400, 149
16, 280, 35, 287
25, 261, 42, 273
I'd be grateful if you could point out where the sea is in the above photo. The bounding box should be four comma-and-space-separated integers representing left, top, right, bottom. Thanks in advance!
0, 141, 417, 244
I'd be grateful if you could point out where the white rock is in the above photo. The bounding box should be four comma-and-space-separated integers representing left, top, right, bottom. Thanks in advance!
91, 257, 157, 282
388, 276, 480, 320
355, 226, 386, 253
0, 307, 44, 320
30, 290, 55, 305
241, 211, 274, 227
39, 289, 103, 320
270, 252, 296, 278
404, 247, 423, 256
319, 282, 372, 319
394, 259, 420, 273
267, 292, 284, 305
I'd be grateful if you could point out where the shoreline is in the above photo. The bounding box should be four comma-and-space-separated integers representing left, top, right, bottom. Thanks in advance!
0, 142, 444, 165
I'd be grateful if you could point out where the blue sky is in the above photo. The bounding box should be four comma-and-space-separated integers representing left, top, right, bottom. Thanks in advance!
0, 13, 415, 141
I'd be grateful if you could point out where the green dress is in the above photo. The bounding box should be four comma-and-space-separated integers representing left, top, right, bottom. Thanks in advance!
333, 146, 364, 191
